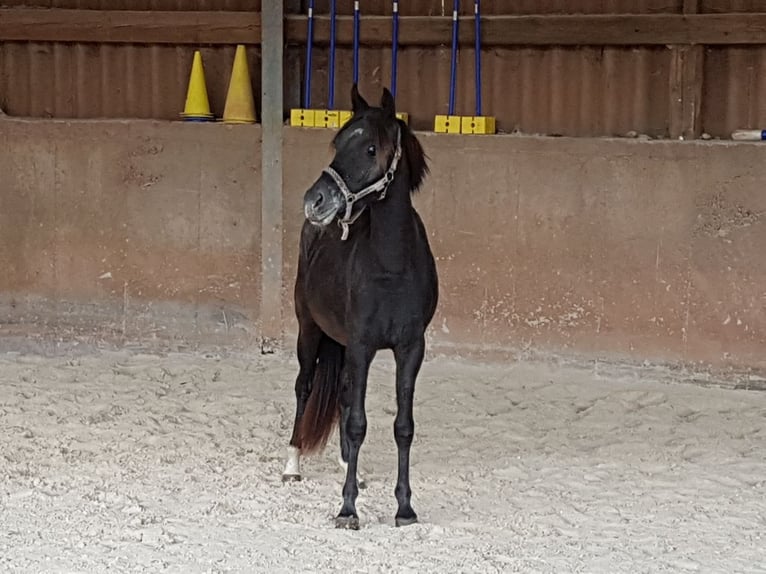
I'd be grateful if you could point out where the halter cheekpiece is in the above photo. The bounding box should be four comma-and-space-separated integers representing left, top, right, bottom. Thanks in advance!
322, 125, 403, 241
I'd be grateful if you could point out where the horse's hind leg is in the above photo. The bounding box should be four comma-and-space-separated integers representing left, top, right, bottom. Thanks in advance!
282, 320, 322, 482
392, 336, 426, 526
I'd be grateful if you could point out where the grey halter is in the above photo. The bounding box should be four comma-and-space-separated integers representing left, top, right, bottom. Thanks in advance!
322, 126, 403, 241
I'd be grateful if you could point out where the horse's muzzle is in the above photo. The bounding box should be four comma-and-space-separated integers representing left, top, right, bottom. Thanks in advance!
304, 180, 343, 227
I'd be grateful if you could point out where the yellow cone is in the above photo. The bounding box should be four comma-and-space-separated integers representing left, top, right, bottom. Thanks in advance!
223, 45, 256, 124
181, 50, 213, 121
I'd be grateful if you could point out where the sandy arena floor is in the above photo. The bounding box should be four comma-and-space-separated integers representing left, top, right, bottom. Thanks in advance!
0, 347, 764, 573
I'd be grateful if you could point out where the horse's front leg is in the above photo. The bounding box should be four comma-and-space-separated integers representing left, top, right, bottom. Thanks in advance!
282, 321, 322, 482
335, 344, 375, 530
337, 416, 367, 489
392, 336, 426, 526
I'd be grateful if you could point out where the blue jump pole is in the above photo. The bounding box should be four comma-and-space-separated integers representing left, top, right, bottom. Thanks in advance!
392, 0, 400, 97
448, 0, 459, 116
731, 129, 766, 140
303, 0, 314, 109
474, 0, 482, 116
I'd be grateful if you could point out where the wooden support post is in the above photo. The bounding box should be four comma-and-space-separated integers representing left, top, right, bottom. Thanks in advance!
669, 0, 704, 140
260, 0, 284, 351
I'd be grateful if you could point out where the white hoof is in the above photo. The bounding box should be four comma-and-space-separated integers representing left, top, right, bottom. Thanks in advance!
282, 446, 301, 481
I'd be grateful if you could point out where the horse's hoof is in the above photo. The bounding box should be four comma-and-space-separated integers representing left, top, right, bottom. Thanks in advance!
395, 514, 418, 527
281, 473, 302, 483
358, 478, 367, 490
335, 515, 360, 530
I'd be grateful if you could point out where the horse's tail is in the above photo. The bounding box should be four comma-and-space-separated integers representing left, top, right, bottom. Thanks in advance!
298, 335, 344, 455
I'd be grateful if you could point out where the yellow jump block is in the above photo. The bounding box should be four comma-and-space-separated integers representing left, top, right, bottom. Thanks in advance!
339, 110, 353, 126
338, 111, 408, 127
461, 116, 496, 135
434, 115, 461, 134
313, 110, 340, 128
292, 109, 411, 129
290, 109, 316, 127
289, 109, 344, 128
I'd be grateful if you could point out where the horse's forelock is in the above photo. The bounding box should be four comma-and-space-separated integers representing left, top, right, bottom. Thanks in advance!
371, 119, 397, 172
331, 113, 393, 166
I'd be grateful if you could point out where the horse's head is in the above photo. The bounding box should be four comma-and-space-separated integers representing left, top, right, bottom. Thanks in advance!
303, 84, 427, 239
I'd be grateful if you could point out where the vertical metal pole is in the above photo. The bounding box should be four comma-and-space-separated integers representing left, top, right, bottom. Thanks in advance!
353, 0, 360, 85
474, 0, 481, 116
304, 0, 314, 109
261, 0, 284, 350
391, 0, 399, 97
448, 0, 459, 116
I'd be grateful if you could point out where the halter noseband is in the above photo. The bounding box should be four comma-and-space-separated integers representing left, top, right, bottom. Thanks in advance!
322, 126, 403, 241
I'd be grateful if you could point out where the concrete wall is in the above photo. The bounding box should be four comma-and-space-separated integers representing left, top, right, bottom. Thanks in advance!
284, 129, 766, 375
1, 119, 261, 346
2, 118, 764, 377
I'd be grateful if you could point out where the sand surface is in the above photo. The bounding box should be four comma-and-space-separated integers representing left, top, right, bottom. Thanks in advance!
1, 348, 764, 573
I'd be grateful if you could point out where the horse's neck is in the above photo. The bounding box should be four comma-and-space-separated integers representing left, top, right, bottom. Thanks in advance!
367, 177, 415, 272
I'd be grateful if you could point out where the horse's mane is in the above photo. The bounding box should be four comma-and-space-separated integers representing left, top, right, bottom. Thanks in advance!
332, 113, 429, 195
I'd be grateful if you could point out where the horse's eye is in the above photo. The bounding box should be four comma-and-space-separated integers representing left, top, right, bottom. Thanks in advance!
366, 145, 376, 156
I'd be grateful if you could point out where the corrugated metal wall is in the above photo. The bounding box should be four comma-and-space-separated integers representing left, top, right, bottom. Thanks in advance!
305, 45, 671, 137
0, 0, 264, 119
703, 47, 766, 137
0, 43, 261, 120
1, 1, 765, 138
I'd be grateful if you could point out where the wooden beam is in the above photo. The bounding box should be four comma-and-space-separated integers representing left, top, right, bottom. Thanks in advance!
0, 8, 261, 44
3, 9, 766, 47
285, 13, 766, 46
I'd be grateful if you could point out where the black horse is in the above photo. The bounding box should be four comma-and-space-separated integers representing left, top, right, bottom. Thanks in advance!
281, 84, 439, 530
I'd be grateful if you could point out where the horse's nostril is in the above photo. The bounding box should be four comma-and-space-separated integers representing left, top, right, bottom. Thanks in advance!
313, 192, 325, 209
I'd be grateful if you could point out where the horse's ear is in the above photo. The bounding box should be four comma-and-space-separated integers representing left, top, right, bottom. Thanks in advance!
380, 87, 396, 119
351, 83, 369, 114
